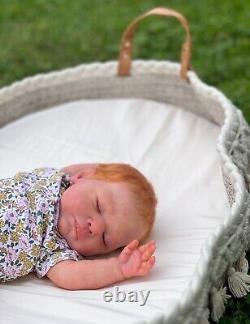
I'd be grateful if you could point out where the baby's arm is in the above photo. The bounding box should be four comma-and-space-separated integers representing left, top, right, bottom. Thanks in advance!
47, 240, 156, 290
47, 257, 124, 290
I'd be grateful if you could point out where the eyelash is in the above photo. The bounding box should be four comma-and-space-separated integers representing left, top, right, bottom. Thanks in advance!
96, 198, 101, 214
96, 198, 106, 246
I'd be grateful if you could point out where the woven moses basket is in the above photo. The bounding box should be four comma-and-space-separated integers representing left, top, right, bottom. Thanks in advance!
0, 7, 250, 324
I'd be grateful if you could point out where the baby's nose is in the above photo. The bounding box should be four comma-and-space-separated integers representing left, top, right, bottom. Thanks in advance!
87, 217, 104, 236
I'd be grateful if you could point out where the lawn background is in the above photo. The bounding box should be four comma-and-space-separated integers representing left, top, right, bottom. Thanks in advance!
0, 0, 249, 323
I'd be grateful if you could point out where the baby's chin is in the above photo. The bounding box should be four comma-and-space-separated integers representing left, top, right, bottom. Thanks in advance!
75, 248, 106, 257
65, 240, 101, 257
80, 251, 120, 260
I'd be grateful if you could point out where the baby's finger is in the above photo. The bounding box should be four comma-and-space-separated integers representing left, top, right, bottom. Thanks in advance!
148, 255, 155, 267
142, 245, 156, 261
139, 240, 156, 253
142, 257, 154, 267
123, 239, 139, 254
128, 239, 139, 249
138, 256, 156, 275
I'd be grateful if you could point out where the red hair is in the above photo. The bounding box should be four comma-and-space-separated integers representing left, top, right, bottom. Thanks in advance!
91, 163, 157, 243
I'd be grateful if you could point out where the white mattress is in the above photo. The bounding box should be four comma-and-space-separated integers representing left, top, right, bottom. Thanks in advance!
0, 98, 230, 324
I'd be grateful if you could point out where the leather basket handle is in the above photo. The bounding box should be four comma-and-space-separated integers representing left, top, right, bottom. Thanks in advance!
117, 7, 192, 82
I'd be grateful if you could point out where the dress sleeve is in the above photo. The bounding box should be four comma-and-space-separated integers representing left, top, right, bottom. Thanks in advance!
35, 247, 80, 279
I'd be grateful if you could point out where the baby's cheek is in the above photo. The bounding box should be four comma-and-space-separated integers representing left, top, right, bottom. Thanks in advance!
61, 192, 75, 213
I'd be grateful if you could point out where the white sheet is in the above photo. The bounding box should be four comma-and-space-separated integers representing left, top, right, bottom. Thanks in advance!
0, 99, 230, 324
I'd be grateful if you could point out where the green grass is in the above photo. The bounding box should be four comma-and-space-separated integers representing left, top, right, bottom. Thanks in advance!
0, 1, 249, 322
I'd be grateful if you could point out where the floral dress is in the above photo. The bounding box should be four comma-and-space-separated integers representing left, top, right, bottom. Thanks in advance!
0, 167, 81, 282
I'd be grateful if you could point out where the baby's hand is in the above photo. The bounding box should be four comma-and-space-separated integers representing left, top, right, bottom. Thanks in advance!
117, 239, 156, 279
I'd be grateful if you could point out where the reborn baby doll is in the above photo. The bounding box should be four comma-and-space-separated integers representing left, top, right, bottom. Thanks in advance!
0, 163, 157, 290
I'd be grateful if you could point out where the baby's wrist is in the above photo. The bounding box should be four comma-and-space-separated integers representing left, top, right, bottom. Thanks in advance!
111, 257, 126, 282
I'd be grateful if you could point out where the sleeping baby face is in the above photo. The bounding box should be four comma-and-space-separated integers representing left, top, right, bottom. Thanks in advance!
57, 172, 145, 256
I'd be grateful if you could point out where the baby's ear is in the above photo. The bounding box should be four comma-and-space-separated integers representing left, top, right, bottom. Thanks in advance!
70, 164, 98, 184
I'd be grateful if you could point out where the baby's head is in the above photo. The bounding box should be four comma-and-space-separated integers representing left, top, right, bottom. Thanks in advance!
58, 163, 157, 256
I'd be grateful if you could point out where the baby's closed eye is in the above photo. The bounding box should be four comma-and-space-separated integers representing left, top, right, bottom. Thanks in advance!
96, 197, 106, 246
96, 198, 102, 214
